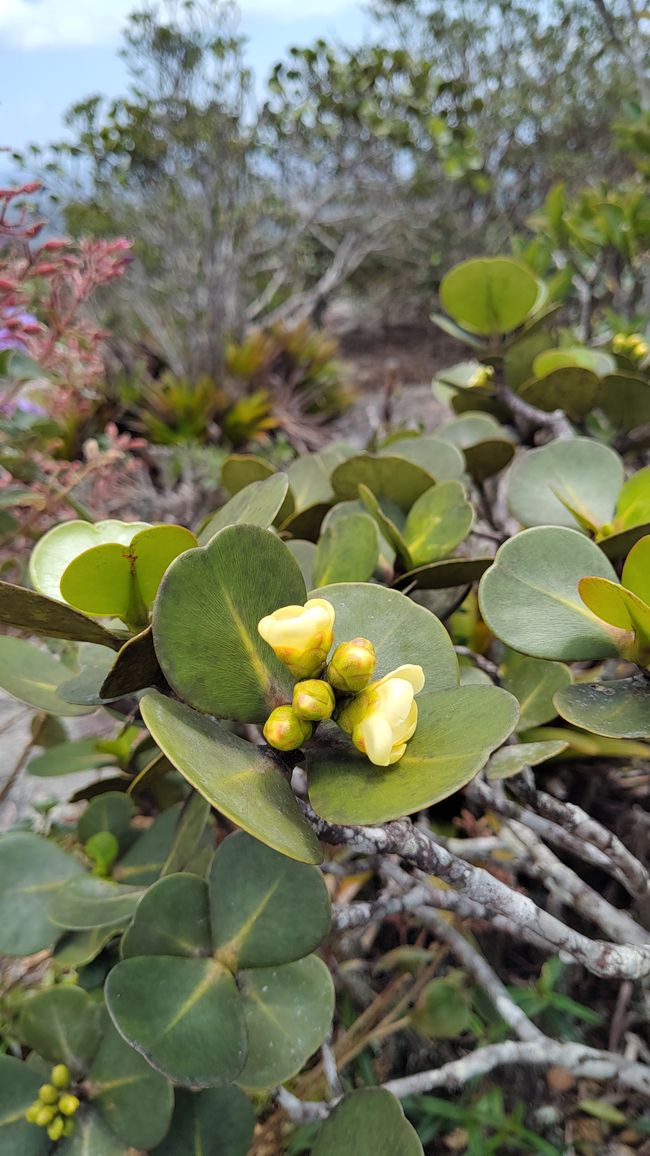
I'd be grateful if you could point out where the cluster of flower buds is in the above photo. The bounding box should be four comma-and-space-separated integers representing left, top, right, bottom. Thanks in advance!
467, 364, 495, 388
612, 332, 649, 362
258, 599, 425, 767
24, 1064, 79, 1141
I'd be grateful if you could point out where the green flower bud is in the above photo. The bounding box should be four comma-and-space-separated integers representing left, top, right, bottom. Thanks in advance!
327, 638, 377, 695
58, 1094, 80, 1117
263, 706, 313, 751
35, 1105, 56, 1127
25, 1103, 41, 1125
51, 1064, 70, 1089
39, 1084, 59, 1105
292, 679, 336, 722
47, 1116, 65, 1142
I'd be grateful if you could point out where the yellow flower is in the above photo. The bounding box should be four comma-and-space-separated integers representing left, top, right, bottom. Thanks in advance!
337, 664, 425, 767
327, 637, 376, 695
263, 705, 313, 751
258, 598, 335, 678
292, 679, 336, 722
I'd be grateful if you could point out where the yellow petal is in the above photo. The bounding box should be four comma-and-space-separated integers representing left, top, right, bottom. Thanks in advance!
355, 712, 395, 766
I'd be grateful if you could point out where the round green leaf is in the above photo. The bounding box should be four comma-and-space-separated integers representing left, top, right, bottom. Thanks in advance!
331, 454, 436, 511
53, 926, 128, 968
381, 435, 465, 481
28, 737, 115, 778
0, 581, 121, 649
57, 1107, 129, 1156
621, 533, 650, 605
151, 1087, 254, 1156
312, 513, 379, 585
403, 480, 473, 567
57, 644, 117, 707
237, 956, 334, 1089
392, 557, 492, 591
578, 576, 650, 640
112, 805, 183, 886
153, 525, 305, 722
598, 372, 650, 431
507, 438, 623, 531
533, 347, 615, 377
309, 581, 458, 690
440, 257, 541, 336
210, 831, 330, 970
286, 453, 335, 512
121, 873, 212, 958
100, 625, 162, 699
48, 877, 144, 931
29, 519, 150, 601
519, 366, 600, 421
307, 685, 518, 825
221, 454, 277, 496
105, 956, 247, 1087
358, 485, 411, 569
500, 650, 572, 729
479, 527, 623, 660
486, 739, 568, 780
437, 413, 514, 480
87, 1019, 174, 1150
198, 474, 290, 544
77, 792, 135, 846
0, 636, 97, 716
312, 1088, 424, 1156
0, 832, 84, 955
140, 692, 322, 864
413, 972, 472, 1038
18, 986, 102, 1073
0, 1056, 50, 1156
554, 677, 650, 739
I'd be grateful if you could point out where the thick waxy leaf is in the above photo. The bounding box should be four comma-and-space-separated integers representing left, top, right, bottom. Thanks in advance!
53, 925, 128, 968
153, 525, 305, 722
403, 480, 473, 566
112, 805, 183, 885
100, 626, 163, 699
622, 534, 650, 605
578, 576, 650, 641
0, 636, 96, 716
310, 581, 458, 691
151, 1087, 254, 1156
437, 412, 514, 480
413, 971, 472, 1038
286, 452, 336, 512
554, 677, 650, 738
29, 519, 150, 601
140, 692, 322, 864
392, 557, 492, 592
439, 257, 541, 335
359, 485, 411, 568
533, 346, 615, 377
307, 685, 518, 825
486, 739, 568, 780
312, 513, 378, 585
599, 372, 650, 431
198, 474, 290, 543
279, 502, 331, 542
331, 454, 436, 510
312, 1089, 424, 1156
28, 736, 115, 778
220, 454, 277, 496
380, 435, 465, 481
500, 650, 572, 729
57, 1107, 129, 1156
0, 1056, 50, 1156
479, 527, 624, 660
237, 956, 334, 1089
49, 877, 144, 931
519, 367, 600, 421
507, 438, 622, 531
0, 832, 84, 955
121, 874, 212, 958
18, 986, 102, 1072
105, 956, 247, 1087
161, 791, 211, 876
0, 581, 121, 648
210, 831, 330, 970
77, 792, 135, 846
522, 724, 650, 760
87, 1020, 174, 1150
57, 644, 116, 707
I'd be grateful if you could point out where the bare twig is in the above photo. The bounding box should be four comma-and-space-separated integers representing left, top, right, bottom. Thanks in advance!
493, 384, 574, 439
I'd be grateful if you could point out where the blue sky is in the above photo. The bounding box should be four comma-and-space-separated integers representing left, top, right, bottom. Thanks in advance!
0, 1, 369, 152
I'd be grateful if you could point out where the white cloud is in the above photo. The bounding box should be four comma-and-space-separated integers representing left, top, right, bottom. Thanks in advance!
0, 0, 356, 50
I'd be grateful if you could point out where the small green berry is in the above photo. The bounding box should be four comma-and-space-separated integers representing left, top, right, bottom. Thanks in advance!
62, 1118, 76, 1137
47, 1115, 65, 1142
38, 1083, 59, 1104
25, 1103, 41, 1125
58, 1094, 80, 1117
35, 1104, 56, 1127
51, 1064, 70, 1089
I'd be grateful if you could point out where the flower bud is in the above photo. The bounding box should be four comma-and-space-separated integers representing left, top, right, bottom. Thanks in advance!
35, 1105, 56, 1127
47, 1116, 65, 1142
63, 1118, 76, 1137
337, 664, 425, 767
58, 1094, 80, 1117
327, 638, 376, 695
258, 598, 335, 678
38, 1084, 58, 1105
25, 1103, 41, 1125
51, 1064, 70, 1089
263, 705, 313, 751
292, 679, 336, 721
468, 364, 495, 388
